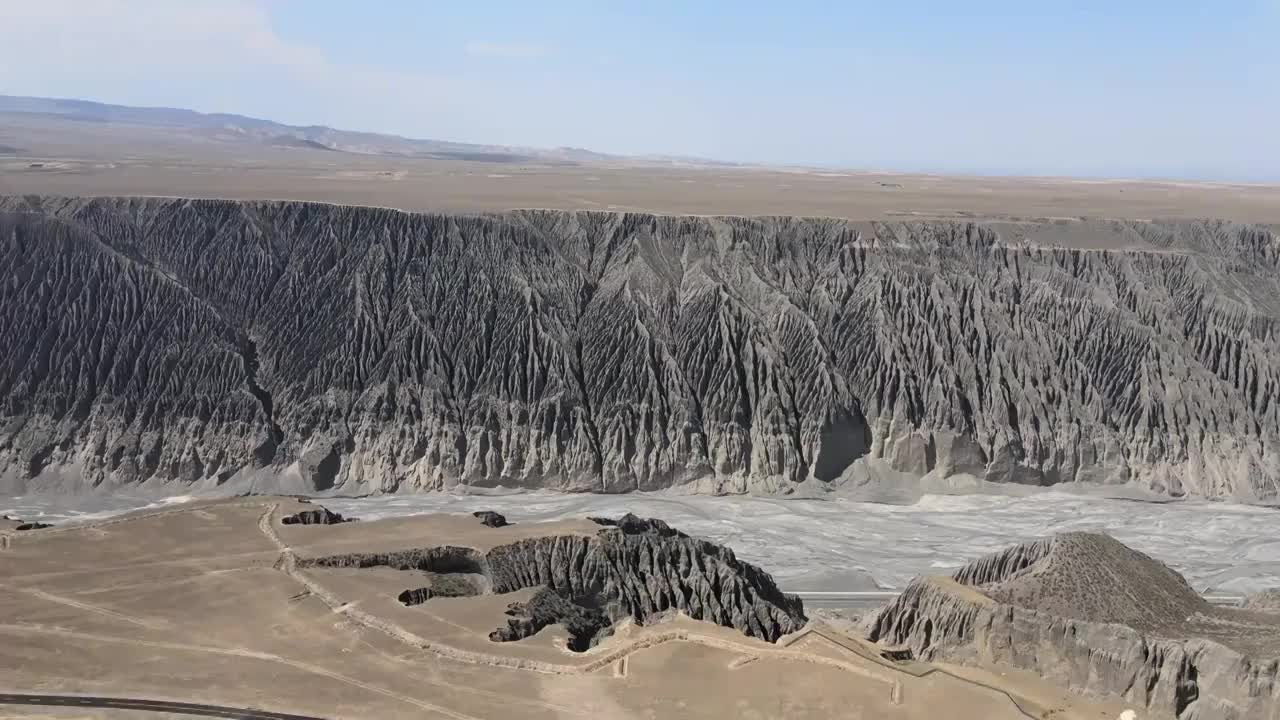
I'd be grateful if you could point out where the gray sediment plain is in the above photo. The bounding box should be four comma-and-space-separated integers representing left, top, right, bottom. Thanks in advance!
1, 196, 1279, 500
4, 105, 1280, 223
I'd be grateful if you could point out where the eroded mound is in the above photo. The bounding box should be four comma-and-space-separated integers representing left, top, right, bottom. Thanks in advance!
280, 508, 353, 526
397, 574, 486, 606
490, 587, 613, 651
956, 532, 1206, 631
300, 514, 806, 650
588, 512, 681, 536
2, 513, 53, 531
305, 545, 486, 574
14, 521, 52, 531
867, 533, 1280, 720
472, 510, 508, 528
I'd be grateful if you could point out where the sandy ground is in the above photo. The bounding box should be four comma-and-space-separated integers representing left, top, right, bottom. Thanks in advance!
2, 116, 1278, 223
0, 498, 1142, 719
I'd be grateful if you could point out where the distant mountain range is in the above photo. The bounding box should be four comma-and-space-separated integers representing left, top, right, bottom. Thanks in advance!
0, 94, 737, 167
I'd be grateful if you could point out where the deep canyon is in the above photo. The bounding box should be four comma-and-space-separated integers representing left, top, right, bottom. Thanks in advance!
2, 196, 1278, 500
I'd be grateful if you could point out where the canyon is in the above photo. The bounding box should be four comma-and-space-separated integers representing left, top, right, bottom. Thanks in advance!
2, 196, 1278, 500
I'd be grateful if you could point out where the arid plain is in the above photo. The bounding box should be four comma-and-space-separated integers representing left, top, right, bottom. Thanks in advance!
0, 498, 1134, 720
2, 114, 1279, 223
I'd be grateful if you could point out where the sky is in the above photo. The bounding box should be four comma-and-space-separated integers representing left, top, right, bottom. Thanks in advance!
1, 0, 1277, 180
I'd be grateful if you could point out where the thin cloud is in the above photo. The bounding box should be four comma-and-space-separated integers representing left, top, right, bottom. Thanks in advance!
0, 0, 462, 130
464, 41, 549, 59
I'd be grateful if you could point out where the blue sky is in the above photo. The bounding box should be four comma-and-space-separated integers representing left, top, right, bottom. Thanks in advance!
1, 0, 1276, 179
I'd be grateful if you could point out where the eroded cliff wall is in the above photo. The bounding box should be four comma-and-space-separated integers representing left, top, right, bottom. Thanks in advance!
2, 196, 1278, 498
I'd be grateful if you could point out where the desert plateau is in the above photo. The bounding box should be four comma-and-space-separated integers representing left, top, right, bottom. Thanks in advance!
2, 90, 1279, 720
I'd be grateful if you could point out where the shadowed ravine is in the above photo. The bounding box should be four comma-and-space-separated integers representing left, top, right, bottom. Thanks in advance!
1, 196, 1279, 499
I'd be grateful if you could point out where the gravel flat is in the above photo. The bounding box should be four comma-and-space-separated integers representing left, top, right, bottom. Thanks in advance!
7, 491, 1276, 595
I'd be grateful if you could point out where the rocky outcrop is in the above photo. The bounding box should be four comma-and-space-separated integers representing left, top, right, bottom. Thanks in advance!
396, 574, 485, 606
306, 545, 485, 574
490, 587, 613, 651
866, 533, 1280, 719
1245, 590, 1280, 613
397, 587, 433, 606
950, 537, 1053, 586
14, 521, 52, 531
280, 507, 352, 525
301, 514, 806, 645
1, 513, 50, 531
588, 513, 680, 535
472, 510, 508, 528
3, 196, 1279, 499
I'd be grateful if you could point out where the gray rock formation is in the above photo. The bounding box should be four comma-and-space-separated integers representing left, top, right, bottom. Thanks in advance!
472, 510, 508, 528
866, 533, 1280, 719
280, 508, 352, 525
2, 196, 1279, 499
397, 587, 433, 606
311, 545, 485, 575
490, 586, 614, 651
1244, 590, 1280, 613
588, 512, 679, 535
14, 521, 52, 531
301, 514, 807, 644
396, 574, 485, 606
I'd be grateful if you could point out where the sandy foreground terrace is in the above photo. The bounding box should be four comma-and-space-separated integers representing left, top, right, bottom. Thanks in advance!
0, 498, 1139, 720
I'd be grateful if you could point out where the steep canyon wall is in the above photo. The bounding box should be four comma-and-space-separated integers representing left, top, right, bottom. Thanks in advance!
2, 196, 1278, 499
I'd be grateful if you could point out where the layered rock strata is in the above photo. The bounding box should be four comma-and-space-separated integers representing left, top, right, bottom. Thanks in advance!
301, 514, 807, 645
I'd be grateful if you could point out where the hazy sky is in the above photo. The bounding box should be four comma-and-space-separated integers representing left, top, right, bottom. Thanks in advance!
2, 0, 1277, 180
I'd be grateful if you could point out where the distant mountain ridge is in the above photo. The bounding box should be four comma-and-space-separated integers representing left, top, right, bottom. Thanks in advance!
0, 94, 735, 167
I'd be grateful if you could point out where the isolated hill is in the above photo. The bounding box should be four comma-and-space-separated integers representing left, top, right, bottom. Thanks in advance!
1, 196, 1278, 499
867, 533, 1280, 718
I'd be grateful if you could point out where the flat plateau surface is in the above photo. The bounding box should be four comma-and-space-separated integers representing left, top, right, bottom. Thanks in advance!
0, 498, 1133, 720
5, 492, 1277, 596
2, 115, 1279, 222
